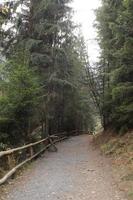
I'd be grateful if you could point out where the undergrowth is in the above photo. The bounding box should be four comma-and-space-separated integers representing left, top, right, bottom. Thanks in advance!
93, 130, 133, 200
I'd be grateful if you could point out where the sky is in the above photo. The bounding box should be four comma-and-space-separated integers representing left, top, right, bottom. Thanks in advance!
0, 0, 101, 63
71, 0, 101, 63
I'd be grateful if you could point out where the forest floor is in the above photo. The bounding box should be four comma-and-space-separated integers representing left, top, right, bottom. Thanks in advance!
93, 131, 133, 200
0, 134, 129, 200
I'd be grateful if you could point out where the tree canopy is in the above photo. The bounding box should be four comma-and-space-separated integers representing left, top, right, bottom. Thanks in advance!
0, 0, 132, 149
86, 0, 133, 133
0, 0, 94, 148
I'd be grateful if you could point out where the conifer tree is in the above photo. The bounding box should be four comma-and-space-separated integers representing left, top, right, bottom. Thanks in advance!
93, 0, 133, 132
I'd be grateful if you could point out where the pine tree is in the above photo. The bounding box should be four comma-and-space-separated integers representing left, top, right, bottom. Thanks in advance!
0, 49, 41, 145
0, 0, 95, 147
28, 0, 80, 135
94, 0, 133, 132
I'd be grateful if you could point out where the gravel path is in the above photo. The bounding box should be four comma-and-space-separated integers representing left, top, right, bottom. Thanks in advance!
1, 135, 127, 200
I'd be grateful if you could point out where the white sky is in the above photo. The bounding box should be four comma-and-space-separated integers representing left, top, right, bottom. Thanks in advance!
71, 0, 101, 63
0, 0, 101, 63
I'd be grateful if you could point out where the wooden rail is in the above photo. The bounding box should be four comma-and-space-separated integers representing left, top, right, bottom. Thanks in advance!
0, 135, 58, 158
0, 134, 67, 185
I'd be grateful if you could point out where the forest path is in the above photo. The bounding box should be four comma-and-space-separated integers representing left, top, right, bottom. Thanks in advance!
1, 135, 127, 200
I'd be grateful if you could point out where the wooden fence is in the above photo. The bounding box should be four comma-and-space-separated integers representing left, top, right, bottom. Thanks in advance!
0, 134, 67, 185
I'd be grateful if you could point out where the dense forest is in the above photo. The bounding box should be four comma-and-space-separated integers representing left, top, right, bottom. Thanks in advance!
0, 0, 132, 150
94, 0, 133, 132
0, 0, 94, 149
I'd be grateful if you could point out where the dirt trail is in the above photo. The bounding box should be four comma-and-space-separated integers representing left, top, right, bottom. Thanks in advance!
1, 135, 127, 200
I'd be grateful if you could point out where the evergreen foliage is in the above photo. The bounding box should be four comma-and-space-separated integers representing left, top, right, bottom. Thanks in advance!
0, 0, 94, 148
90, 0, 133, 132
0, 50, 41, 146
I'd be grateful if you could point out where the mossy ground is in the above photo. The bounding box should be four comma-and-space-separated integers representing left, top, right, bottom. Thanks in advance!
93, 130, 133, 200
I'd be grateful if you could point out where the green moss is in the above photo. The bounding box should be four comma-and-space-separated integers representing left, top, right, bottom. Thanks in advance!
122, 173, 133, 181
128, 192, 133, 200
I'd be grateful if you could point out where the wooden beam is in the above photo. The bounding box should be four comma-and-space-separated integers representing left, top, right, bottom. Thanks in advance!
0, 136, 67, 185
0, 135, 58, 158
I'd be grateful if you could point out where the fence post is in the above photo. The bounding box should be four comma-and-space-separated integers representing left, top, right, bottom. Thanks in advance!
7, 153, 15, 170
29, 146, 34, 157
48, 136, 58, 152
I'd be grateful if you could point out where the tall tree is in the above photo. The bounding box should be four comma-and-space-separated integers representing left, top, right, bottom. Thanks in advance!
0, 0, 94, 148
28, 0, 90, 135
91, 0, 133, 132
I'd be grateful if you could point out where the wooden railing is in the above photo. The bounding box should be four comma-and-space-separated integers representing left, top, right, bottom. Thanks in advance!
0, 134, 67, 185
